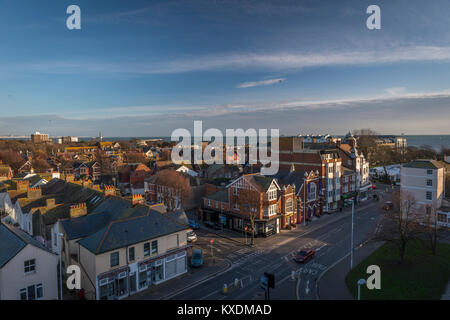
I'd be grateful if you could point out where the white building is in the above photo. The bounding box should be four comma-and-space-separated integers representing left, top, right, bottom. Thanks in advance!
0, 223, 58, 300
401, 159, 449, 227
0, 192, 33, 235
401, 160, 445, 208
338, 132, 371, 201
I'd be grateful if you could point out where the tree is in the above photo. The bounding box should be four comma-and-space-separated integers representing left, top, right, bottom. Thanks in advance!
123, 152, 147, 164
422, 203, 446, 255
153, 169, 192, 211
374, 190, 422, 263
0, 149, 26, 173
352, 128, 379, 164
238, 188, 261, 246
32, 158, 50, 173
95, 150, 113, 175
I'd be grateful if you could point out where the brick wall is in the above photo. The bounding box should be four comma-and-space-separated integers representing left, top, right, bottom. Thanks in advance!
132, 194, 145, 206
27, 187, 42, 200
16, 180, 30, 192
46, 198, 56, 209
70, 203, 87, 218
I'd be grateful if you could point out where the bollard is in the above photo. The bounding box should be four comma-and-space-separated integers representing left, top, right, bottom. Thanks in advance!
234, 278, 239, 288
222, 283, 228, 294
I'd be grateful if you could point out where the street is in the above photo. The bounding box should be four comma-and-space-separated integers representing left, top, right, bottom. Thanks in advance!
136, 186, 393, 301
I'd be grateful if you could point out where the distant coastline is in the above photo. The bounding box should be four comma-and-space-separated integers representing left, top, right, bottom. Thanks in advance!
1, 134, 449, 151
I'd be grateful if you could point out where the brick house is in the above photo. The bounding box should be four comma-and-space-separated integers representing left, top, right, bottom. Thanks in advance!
278, 137, 343, 213
118, 163, 152, 187
275, 166, 323, 223
202, 174, 285, 237
86, 161, 101, 182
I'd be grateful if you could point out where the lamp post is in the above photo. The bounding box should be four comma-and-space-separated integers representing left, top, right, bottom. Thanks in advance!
57, 232, 64, 300
350, 199, 354, 269
357, 278, 366, 300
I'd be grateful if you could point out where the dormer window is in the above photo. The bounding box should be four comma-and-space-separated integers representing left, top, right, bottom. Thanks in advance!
268, 188, 277, 201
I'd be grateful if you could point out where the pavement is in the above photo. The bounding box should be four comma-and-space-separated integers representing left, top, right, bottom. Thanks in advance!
132, 186, 389, 300
317, 240, 384, 300
128, 255, 231, 300
440, 232, 450, 300
169, 196, 383, 300
200, 199, 377, 249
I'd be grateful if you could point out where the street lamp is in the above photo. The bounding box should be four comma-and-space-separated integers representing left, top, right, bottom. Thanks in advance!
350, 199, 355, 269
57, 232, 64, 301
357, 278, 366, 300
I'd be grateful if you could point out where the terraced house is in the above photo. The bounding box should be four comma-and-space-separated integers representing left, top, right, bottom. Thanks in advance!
202, 174, 287, 237
76, 210, 189, 300
55, 193, 190, 300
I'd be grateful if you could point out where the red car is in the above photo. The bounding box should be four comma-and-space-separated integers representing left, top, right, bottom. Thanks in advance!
294, 249, 315, 263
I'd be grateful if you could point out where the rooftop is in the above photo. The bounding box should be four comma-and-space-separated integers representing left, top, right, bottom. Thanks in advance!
403, 159, 445, 169
0, 222, 54, 268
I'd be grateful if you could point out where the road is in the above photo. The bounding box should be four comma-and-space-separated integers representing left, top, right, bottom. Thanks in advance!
165, 189, 389, 300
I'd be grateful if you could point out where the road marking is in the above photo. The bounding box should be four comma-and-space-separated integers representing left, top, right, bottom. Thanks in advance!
305, 280, 310, 295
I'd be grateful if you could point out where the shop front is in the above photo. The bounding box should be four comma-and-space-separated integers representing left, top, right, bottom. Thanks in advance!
358, 184, 372, 201
96, 247, 188, 300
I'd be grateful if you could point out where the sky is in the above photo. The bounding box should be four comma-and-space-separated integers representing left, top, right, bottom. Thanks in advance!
1, 0, 450, 137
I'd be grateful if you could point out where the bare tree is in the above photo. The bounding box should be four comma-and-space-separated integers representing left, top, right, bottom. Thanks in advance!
374, 190, 422, 263
422, 203, 445, 255
238, 188, 261, 245
153, 169, 192, 211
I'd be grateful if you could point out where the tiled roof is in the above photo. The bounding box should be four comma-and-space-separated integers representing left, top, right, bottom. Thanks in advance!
0, 222, 54, 268
274, 170, 306, 191
78, 210, 187, 255
61, 198, 167, 240
250, 175, 275, 192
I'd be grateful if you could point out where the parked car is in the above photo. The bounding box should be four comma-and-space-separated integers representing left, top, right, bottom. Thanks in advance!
187, 231, 197, 242
294, 249, 315, 263
189, 219, 199, 230
204, 221, 221, 230
382, 201, 394, 211
191, 248, 203, 267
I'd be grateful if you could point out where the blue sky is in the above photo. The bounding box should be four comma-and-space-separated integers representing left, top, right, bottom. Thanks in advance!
1, 0, 450, 136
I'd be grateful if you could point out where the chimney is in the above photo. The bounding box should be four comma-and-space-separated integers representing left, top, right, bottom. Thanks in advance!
104, 185, 116, 197
70, 203, 87, 218
16, 180, 30, 192
132, 194, 145, 206
27, 187, 42, 200
46, 198, 56, 209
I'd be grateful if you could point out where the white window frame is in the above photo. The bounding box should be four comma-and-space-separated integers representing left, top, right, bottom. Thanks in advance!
24, 259, 36, 274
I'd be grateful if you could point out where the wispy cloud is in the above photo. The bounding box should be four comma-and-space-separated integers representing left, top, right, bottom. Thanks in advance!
50, 88, 450, 121
385, 87, 407, 95
7, 46, 450, 76
237, 78, 285, 88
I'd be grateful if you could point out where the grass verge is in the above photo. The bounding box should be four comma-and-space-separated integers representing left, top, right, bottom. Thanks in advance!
345, 240, 450, 299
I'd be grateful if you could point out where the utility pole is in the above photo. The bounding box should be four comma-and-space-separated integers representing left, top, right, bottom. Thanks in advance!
57, 232, 64, 300
350, 199, 355, 269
